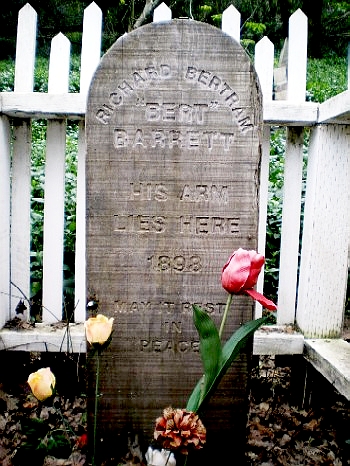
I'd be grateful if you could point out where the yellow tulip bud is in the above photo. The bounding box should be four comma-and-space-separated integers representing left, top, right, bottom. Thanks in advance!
84, 314, 114, 345
27, 367, 56, 401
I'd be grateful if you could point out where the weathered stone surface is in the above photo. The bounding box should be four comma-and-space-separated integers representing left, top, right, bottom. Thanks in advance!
86, 19, 262, 463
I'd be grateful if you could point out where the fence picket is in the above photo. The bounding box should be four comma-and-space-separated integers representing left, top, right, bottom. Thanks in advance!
74, 3, 103, 322
254, 37, 274, 317
255, 36, 274, 100
277, 127, 304, 323
297, 125, 350, 337
10, 4, 37, 319
287, 9, 308, 102
276, 9, 308, 324
153, 2, 172, 22
10, 121, 32, 318
221, 5, 240, 42
348, 44, 350, 89
80, 2, 102, 95
0, 118, 11, 328
42, 33, 70, 323
14, 4, 37, 93
75, 123, 87, 322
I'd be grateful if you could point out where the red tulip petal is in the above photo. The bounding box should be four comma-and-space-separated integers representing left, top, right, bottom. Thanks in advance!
244, 251, 265, 289
244, 289, 277, 311
221, 248, 251, 293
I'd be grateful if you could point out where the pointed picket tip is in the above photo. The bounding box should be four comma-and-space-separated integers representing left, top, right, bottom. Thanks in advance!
289, 8, 308, 38
48, 33, 71, 93
221, 4, 240, 42
288, 8, 308, 101
15, 3, 38, 92
85, 1, 102, 17
256, 36, 273, 50
255, 36, 274, 100
51, 31, 70, 47
80, 1, 102, 94
153, 2, 172, 22
290, 8, 307, 23
19, 3, 37, 18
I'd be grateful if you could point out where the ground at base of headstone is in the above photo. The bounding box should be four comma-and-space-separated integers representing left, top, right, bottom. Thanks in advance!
0, 353, 349, 466
246, 355, 350, 465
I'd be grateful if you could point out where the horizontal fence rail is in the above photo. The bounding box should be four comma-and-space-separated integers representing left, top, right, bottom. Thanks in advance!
0, 2, 349, 354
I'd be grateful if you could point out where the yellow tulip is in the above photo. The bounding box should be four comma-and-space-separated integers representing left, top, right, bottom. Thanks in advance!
84, 314, 114, 345
27, 367, 56, 401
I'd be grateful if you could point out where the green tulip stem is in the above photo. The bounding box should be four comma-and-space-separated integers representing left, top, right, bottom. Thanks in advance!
55, 405, 75, 438
92, 349, 101, 466
219, 293, 233, 339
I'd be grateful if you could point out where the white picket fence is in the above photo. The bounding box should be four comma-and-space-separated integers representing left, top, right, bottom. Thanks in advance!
0, 3, 349, 368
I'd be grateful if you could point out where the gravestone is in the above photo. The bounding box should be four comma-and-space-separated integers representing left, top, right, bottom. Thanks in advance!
86, 19, 262, 464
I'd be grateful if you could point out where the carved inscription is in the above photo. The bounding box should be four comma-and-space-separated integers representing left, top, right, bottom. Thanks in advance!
113, 182, 239, 237
179, 216, 240, 235
113, 300, 227, 315
113, 128, 235, 150
126, 183, 228, 203
92, 59, 256, 359
180, 184, 228, 203
148, 254, 202, 272
95, 64, 172, 122
113, 215, 240, 236
145, 102, 207, 123
184, 66, 254, 132
95, 64, 254, 134
140, 339, 200, 353
113, 215, 166, 233
141, 322, 199, 354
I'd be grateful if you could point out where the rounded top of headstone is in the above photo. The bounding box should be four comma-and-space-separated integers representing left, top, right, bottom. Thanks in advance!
87, 19, 262, 128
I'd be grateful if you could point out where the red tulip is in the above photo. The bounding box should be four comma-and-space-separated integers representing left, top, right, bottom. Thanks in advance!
221, 248, 277, 310
76, 433, 88, 449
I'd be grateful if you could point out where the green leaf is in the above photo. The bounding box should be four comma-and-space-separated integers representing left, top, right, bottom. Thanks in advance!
194, 305, 222, 390
186, 375, 204, 413
46, 431, 72, 458
187, 314, 268, 413
220, 317, 268, 372
20, 417, 49, 440
186, 305, 222, 412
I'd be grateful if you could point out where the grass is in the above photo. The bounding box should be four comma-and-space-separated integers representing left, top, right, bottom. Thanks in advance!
306, 55, 348, 102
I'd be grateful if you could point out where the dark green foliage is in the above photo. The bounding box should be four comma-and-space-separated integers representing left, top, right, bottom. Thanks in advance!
21, 417, 50, 439
13, 419, 72, 465
307, 56, 347, 102
264, 128, 285, 302
42, 430, 72, 458
29, 120, 78, 312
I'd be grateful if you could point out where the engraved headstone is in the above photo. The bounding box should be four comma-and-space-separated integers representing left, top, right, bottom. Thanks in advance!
86, 19, 262, 464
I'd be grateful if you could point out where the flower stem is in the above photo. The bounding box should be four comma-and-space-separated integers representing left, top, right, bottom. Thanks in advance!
219, 293, 233, 339
55, 405, 76, 438
92, 350, 100, 466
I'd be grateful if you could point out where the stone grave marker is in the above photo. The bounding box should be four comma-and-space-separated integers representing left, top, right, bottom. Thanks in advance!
86, 19, 262, 464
